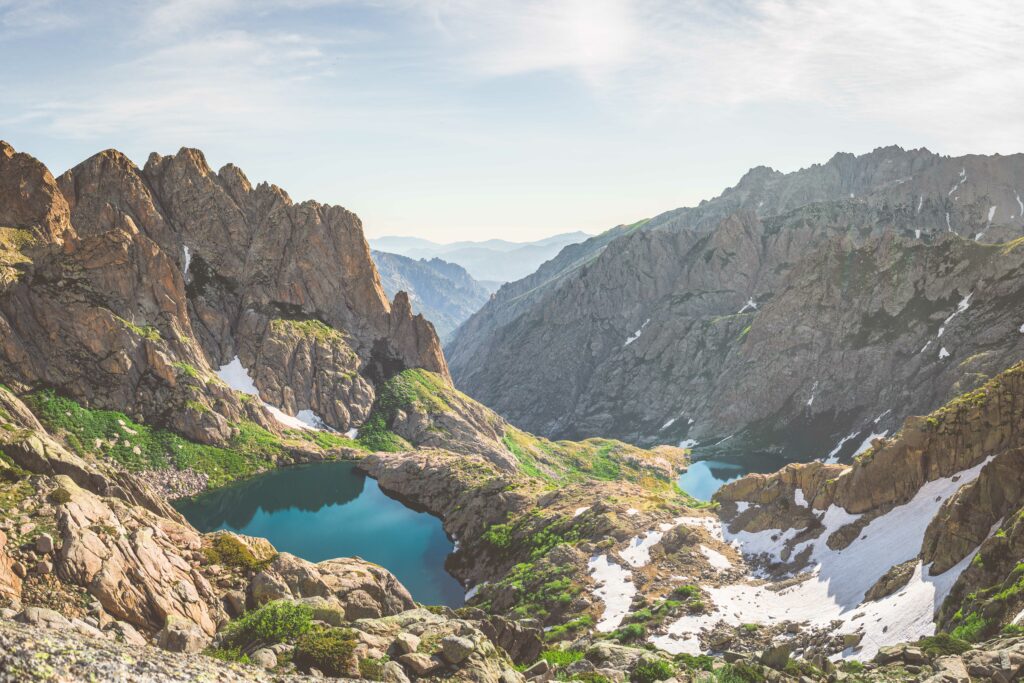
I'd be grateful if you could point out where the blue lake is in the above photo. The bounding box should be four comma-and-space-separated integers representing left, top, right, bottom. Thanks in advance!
174, 461, 464, 607
678, 451, 796, 501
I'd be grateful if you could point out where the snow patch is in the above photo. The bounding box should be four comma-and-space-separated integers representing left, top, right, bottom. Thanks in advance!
624, 319, 650, 347
182, 245, 192, 276
737, 297, 758, 314
794, 489, 809, 507
217, 357, 261, 396
678, 439, 698, 449
937, 292, 972, 338
915, 229, 921, 239
216, 356, 320, 431
574, 506, 590, 518
661, 417, 677, 431
700, 544, 731, 570
655, 457, 994, 659
621, 530, 665, 568
939, 347, 950, 359
345, 428, 358, 439
588, 555, 636, 632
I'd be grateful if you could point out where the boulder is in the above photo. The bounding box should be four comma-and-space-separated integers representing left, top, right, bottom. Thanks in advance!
35, 533, 54, 554
399, 652, 442, 676
251, 648, 278, 669
156, 616, 211, 654
441, 634, 475, 664
394, 631, 421, 655
382, 660, 412, 683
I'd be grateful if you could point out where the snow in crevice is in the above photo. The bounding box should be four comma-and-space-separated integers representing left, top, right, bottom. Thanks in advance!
937, 292, 972, 338
624, 319, 650, 347
737, 297, 758, 314
464, 582, 487, 601
589, 555, 636, 632
794, 489, 809, 507
216, 356, 322, 431
654, 457, 994, 659
916, 196, 924, 215
853, 431, 888, 457
945, 212, 952, 231
661, 417, 677, 431
826, 432, 858, 463
806, 381, 818, 407
1016, 192, 1024, 219
948, 167, 967, 196
182, 245, 192, 277
915, 229, 921, 239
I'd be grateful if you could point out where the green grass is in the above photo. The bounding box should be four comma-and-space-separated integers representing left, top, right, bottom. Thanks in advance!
541, 649, 584, 666
172, 362, 201, 379
311, 431, 366, 451
26, 390, 285, 489
915, 633, 971, 657
114, 315, 161, 341
354, 369, 452, 452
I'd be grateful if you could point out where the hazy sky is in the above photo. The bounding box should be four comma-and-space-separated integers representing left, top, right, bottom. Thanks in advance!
2, 1, 1022, 242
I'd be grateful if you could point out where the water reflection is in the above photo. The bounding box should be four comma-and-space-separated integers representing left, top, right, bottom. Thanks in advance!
175, 461, 464, 607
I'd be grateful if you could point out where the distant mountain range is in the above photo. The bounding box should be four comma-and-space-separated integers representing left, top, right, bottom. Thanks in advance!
371, 251, 491, 340
368, 231, 590, 283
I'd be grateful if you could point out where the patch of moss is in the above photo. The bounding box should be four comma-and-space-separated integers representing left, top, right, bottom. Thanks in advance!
203, 534, 275, 571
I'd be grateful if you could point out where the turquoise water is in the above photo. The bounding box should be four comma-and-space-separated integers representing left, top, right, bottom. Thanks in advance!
678, 451, 796, 501
174, 461, 464, 607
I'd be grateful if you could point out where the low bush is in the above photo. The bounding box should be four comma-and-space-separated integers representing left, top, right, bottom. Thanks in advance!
221, 601, 313, 650
293, 627, 358, 677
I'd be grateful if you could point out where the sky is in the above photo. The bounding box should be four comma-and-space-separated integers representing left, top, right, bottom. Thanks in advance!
1, 1, 1022, 243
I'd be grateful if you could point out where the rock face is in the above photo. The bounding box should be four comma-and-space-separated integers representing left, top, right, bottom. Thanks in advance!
447, 146, 1024, 458
0, 140, 448, 443
373, 250, 491, 340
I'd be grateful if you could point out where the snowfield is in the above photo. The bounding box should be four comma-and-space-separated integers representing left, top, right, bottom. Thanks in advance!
647, 457, 995, 660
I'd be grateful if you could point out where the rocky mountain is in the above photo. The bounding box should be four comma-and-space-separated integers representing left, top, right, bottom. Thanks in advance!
372, 251, 491, 340
447, 146, 1024, 459
369, 232, 590, 283
6, 137, 1024, 683
0, 141, 447, 446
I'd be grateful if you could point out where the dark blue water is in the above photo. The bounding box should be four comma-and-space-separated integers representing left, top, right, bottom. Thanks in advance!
174, 461, 464, 607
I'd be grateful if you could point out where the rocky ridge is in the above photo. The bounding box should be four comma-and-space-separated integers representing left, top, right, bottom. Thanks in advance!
447, 146, 1024, 459
372, 250, 491, 340
1, 140, 447, 447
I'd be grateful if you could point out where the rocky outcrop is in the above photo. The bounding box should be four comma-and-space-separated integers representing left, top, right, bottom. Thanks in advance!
372, 250, 491, 340
1, 140, 449, 444
249, 552, 415, 619
54, 475, 222, 636
447, 146, 1024, 459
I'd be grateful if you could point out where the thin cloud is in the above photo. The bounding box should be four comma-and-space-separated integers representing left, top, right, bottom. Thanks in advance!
414, 0, 1024, 152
